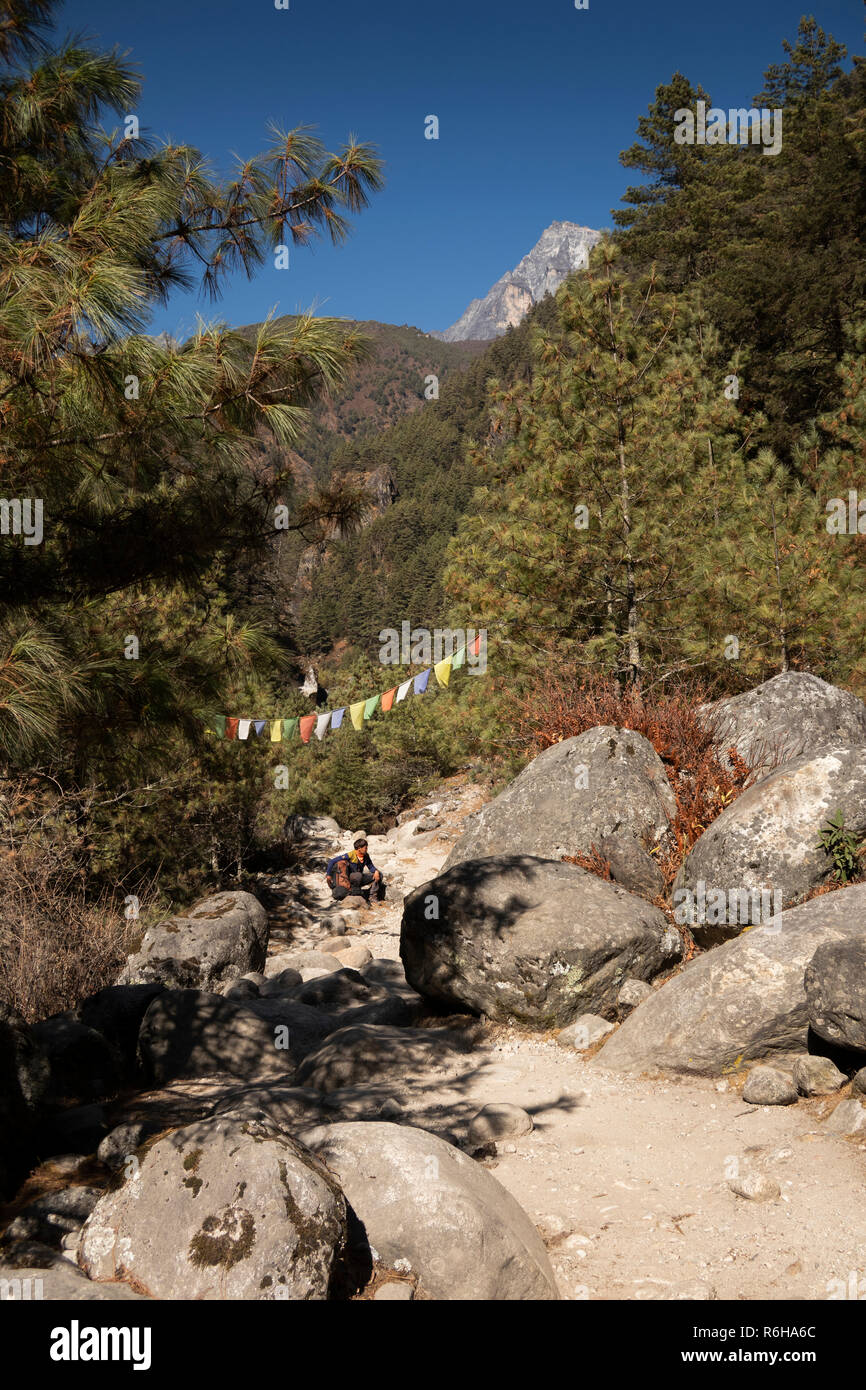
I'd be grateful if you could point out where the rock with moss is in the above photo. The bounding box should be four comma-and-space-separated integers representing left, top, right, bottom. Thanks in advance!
138, 990, 303, 1084
401, 857, 681, 1027
676, 745, 866, 936
597, 883, 866, 1077
805, 938, 866, 1052
78, 1115, 346, 1299
299, 1121, 559, 1300
698, 672, 866, 781
443, 727, 675, 869
119, 891, 269, 993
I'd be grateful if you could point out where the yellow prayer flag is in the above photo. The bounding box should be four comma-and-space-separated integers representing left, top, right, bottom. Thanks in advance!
270, 719, 282, 742
350, 700, 366, 731
434, 656, 453, 688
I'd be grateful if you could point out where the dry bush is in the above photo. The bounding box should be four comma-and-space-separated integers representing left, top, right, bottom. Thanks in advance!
0, 842, 150, 1024
514, 669, 757, 892
0, 775, 165, 1022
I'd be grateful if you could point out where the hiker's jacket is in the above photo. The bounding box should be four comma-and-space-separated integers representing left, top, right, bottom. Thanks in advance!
326, 849, 379, 888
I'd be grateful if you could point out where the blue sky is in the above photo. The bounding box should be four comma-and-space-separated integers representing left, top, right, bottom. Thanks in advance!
65, 0, 862, 338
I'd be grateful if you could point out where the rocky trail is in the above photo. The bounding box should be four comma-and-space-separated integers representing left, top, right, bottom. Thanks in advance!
4, 673, 866, 1302
240, 783, 866, 1303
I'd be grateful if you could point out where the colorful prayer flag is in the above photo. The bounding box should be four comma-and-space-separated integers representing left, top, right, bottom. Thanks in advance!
252, 720, 267, 738
413, 669, 431, 695
213, 715, 227, 738
381, 687, 397, 712
469, 633, 482, 657
434, 656, 452, 687
395, 678, 412, 703
364, 694, 379, 720
282, 717, 298, 741
350, 701, 365, 731
315, 712, 330, 741
238, 719, 251, 740
270, 720, 282, 742
226, 717, 239, 740
451, 645, 466, 670
299, 714, 316, 744
331, 708, 346, 730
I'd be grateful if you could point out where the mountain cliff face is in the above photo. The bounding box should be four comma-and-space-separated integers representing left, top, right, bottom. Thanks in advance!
433, 221, 602, 342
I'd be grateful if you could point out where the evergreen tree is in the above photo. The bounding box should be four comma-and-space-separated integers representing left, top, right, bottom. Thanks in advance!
684, 446, 862, 685
445, 244, 750, 690
0, 0, 382, 769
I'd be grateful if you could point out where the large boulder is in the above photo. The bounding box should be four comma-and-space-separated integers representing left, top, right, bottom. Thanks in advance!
75, 983, 164, 1080
805, 939, 866, 1052
78, 1115, 346, 1299
299, 1122, 559, 1300
596, 884, 866, 1076
699, 673, 866, 780
30, 1015, 121, 1103
138, 990, 296, 1085
120, 891, 268, 992
401, 856, 682, 1027
443, 727, 675, 869
0, 1262, 152, 1300
0, 1003, 50, 1199
677, 745, 866, 936
296, 1024, 471, 1093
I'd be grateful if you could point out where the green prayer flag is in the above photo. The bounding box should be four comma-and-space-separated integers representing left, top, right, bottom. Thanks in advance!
451, 645, 466, 670
213, 715, 227, 738
364, 694, 380, 720
282, 717, 298, 740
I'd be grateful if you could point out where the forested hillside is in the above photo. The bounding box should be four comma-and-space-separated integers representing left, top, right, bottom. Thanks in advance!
295, 296, 560, 653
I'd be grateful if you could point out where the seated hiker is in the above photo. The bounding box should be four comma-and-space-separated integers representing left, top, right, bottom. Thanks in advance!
325, 836, 385, 904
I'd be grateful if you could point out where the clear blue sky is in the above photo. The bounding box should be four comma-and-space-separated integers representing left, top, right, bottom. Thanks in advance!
64, 0, 862, 338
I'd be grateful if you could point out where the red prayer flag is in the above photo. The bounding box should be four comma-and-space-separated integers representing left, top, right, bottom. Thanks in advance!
299, 714, 316, 744
225, 717, 239, 740
469, 633, 482, 656
381, 687, 397, 712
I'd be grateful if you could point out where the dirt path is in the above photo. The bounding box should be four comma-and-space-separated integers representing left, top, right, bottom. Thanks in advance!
263, 783, 866, 1303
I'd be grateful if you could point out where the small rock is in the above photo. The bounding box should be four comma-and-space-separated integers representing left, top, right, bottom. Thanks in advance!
792, 1055, 847, 1097
97, 1123, 148, 1171
334, 945, 373, 970
600, 833, 665, 901
616, 979, 653, 1019
266, 950, 340, 977
320, 936, 353, 955
299, 967, 333, 983
222, 979, 259, 1001
824, 1098, 866, 1136
742, 1066, 798, 1106
468, 1104, 534, 1145
556, 1015, 615, 1052
258, 968, 303, 996
728, 1173, 781, 1202
373, 1280, 414, 1301
852, 1068, 866, 1095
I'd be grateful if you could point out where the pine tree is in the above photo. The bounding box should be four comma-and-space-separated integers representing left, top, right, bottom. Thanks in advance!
685, 444, 863, 686
0, 0, 382, 768
445, 244, 751, 691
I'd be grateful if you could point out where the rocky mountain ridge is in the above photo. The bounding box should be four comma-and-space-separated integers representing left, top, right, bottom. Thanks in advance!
433, 220, 602, 342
